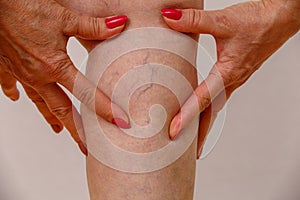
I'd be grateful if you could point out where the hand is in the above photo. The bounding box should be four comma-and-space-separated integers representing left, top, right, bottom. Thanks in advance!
161, 0, 300, 158
0, 0, 129, 154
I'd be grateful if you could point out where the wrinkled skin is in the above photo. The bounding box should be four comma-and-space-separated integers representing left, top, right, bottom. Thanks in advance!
164, 0, 300, 157
0, 0, 128, 154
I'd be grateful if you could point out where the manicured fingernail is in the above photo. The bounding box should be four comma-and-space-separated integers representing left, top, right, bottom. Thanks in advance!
161, 8, 182, 20
105, 15, 127, 29
112, 118, 131, 129
51, 124, 63, 133
169, 119, 181, 140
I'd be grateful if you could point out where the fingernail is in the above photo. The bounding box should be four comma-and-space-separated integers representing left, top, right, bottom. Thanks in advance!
51, 124, 63, 133
169, 119, 181, 140
112, 118, 131, 129
105, 15, 127, 29
161, 8, 182, 20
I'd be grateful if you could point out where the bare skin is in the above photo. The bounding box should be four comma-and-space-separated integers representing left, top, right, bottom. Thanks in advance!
1, 0, 298, 199
1, 0, 299, 199
56, 0, 202, 199
165, 0, 300, 158
0, 0, 129, 154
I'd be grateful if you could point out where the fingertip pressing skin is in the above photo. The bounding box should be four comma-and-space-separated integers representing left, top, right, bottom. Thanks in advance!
161, 8, 194, 33
93, 91, 130, 127
110, 102, 131, 127
165, 0, 300, 160
161, 8, 218, 35
99, 15, 128, 39
112, 118, 131, 129
105, 15, 127, 29
53, 58, 130, 128
63, 13, 127, 40
161, 8, 183, 20
161, 8, 187, 33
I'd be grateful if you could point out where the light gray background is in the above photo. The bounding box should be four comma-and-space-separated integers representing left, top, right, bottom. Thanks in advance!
1, 0, 299, 199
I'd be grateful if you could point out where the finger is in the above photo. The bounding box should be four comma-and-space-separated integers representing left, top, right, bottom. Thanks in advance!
22, 84, 63, 133
36, 83, 87, 155
161, 8, 226, 36
196, 86, 234, 159
62, 9, 127, 40
51, 56, 130, 127
197, 105, 214, 159
196, 91, 225, 159
169, 67, 225, 140
0, 70, 20, 101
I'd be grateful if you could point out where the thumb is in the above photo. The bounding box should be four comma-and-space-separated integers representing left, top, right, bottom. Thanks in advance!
62, 10, 127, 40
161, 8, 221, 35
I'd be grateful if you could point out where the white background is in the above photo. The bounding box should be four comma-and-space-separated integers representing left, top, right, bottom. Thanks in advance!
1, 0, 300, 199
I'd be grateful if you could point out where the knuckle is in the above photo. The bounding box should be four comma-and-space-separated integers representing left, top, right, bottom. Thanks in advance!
62, 11, 102, 38
60, 9, 74, 23
51, 105, 72, 120
0, 55, 11, 68
89, 17, 100, 36
22, 71, 43, 87
24, 88, 45, 104
24, 76, 41, 88
15, 62, 46, 88
46, 52, 73, 81
188, 9, 201, 30
213, 62, 237, 86
31, 96, 45, 104
219, 67, 240, 85
77, 87, 95, 108
62, 10, 79, 35
215, 14, 232, 34
199, 94, 211, 111
82, 16, 102, 38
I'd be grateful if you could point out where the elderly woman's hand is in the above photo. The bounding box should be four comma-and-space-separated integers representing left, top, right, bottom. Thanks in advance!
0, 0, 129, 154
161, 0, 300, 158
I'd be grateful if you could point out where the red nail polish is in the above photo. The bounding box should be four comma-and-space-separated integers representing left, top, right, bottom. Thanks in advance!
112, 118, 131, 129
105, 15, 127, 29
170, 132, 180, 140
161, 8, 182, 20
